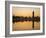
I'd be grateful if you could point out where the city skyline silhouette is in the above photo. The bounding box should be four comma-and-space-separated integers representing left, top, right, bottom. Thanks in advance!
12, 7, 40, 30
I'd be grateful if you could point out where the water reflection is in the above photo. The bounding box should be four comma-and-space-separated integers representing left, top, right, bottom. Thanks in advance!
12, 21, 40, 31
12, 16, 40, 31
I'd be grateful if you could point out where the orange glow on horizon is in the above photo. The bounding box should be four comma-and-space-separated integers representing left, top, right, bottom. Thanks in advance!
12, 7, 40, 17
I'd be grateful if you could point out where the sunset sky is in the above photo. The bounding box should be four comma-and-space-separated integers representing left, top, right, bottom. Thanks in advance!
12, 7, 40, 31
12, 7, 40, 17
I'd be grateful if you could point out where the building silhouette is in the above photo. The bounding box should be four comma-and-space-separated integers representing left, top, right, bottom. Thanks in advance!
12, 10, 40, 29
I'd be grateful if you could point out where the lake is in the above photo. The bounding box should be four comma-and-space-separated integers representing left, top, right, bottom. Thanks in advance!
12, 21, 40, 31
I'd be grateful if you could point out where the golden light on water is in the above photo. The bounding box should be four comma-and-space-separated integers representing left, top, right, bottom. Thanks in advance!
12, 7, 40, 31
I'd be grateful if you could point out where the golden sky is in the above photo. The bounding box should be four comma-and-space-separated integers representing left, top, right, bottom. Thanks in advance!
12, 7, 40, 30
12, 7, 40, 17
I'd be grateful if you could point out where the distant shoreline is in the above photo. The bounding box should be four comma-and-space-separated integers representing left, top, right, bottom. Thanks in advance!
13, 16, 40, 23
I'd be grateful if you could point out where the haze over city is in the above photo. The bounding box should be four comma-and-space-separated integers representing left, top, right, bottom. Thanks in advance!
12, 7, 40, 31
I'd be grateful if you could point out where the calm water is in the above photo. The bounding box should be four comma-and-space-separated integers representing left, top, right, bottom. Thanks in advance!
12, 21, 40, 31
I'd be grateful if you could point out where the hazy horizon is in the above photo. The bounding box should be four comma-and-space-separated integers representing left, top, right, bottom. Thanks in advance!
12, 7, 40, 17
12, 7, 40, 31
